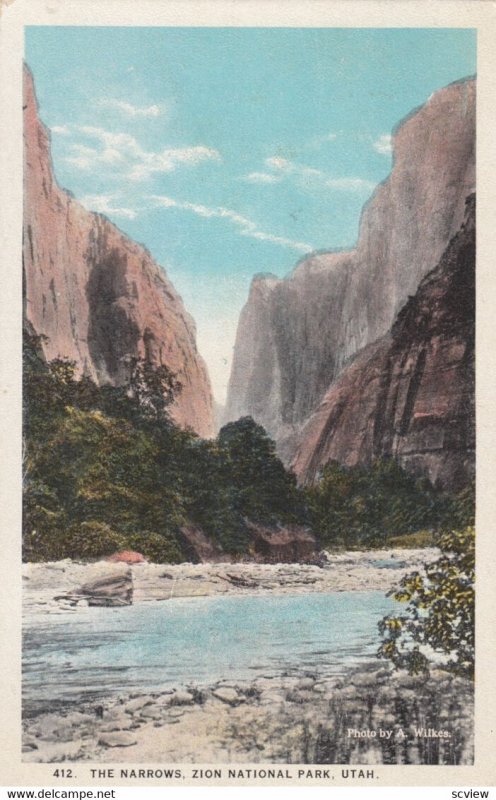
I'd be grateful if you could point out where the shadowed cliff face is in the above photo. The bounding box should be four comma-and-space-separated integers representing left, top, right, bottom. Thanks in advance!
224, 79, 475, 458
292, 195, 475, 491
23, 65, 214, 438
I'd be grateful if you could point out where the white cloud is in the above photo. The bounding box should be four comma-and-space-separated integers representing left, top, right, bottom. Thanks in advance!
265, 156, 323, 181
326, 177, 377, 192
51, 124, 70, 135
63, 125, 221, 181
266, 156, 318, 179
64, 157, 93, 171
78, 126, 144, 157
308, 132, 338, 148
242, 171, 282, 184
128, 145, 221, 181
373, 133, 393, 156
79, 193, 138, 220
100, 98, 163, 118
65, 142, 125, 171
265, 156, 292, 172
264, 156, 376, 193
151, 195, 313, 254
64, 144, 99, 171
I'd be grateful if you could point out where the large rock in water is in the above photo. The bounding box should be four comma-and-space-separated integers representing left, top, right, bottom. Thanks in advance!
79, 563, 133, 606
292, 195, 475, 491
23, 65, 214, 438
224, 79, 475, 461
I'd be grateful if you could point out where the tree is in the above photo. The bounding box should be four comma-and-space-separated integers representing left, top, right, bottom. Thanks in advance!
378, 526, 475, 679
307, 458, 450, 549
23, 332, 188, 562
124, 356, 182, 423
217, 416, 304, 525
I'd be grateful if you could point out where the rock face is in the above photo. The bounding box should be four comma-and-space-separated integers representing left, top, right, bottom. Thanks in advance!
224, 79, 475, 460
292, 195, 475, 490
23, 65, 214, 438
178, 525, 225, 563
246, 521, 318, 564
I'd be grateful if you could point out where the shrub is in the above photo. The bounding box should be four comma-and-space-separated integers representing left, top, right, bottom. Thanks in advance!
307, 458, 453, 549
64, 521, 126, 560
22, 508, 69, 562
388, 530, 437, 548
378, 526, 475, 678
125, 531, 184, 563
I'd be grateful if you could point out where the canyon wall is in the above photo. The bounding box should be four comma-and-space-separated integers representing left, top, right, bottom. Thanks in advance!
23, 65, 214, 438
224, 78, 475, 462
292, 195, 475, 490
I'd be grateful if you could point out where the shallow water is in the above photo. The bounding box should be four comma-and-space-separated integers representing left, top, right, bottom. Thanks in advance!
368, 558, 408, 569
23, 591, 397, 709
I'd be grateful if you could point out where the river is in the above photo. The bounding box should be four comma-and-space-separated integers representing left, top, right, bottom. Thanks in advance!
23, 590, 398, 710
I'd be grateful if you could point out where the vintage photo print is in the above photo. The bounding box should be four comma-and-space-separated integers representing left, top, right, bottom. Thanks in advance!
1, 0, 495, 789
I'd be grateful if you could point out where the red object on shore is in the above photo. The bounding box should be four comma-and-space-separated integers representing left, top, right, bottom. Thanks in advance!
106, 550, 146, 564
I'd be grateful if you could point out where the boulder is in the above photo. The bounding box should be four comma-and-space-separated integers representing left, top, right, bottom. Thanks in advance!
212, 687, 244, 706
79, 563, 133, 606
107, 550, 146, 564
98, 732, 138, 748
170, 690, 195, 706
124, 696, 154, 714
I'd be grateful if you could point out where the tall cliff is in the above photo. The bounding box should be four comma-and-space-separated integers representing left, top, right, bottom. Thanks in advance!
292, 194, 475, 490
224, 79, 475, 459
23, 65, 214, 438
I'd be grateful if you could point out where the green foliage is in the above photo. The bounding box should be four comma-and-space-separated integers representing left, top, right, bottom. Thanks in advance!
23, 330, 474, 565
167, 417, 307, 555
306, 458, 457, 549
378, 526, 475, 678
64, 521, 126, 560
23, 334, 306, 562
176, 437, 250, 554
124, 355, 182, 423
125, 531, 184, 564
23, 332, 99, 431
22, 478, 69, 562
217, 417, 304, 526
449, 479, 475, 529
388, 530, 437, 549
23, 330, 189, 562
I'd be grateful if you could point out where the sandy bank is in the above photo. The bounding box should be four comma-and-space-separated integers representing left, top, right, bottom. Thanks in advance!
23, 548, 439, 615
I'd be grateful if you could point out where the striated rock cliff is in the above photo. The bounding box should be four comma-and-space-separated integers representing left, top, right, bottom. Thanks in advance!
292, 195, 475, 491
224, 78, 475, 459
23, 65, 214, 438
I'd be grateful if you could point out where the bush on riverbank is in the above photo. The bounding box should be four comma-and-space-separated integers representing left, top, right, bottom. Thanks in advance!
305, 459, 470, 550
379, 525, 475, 679
388, 530, 436, 548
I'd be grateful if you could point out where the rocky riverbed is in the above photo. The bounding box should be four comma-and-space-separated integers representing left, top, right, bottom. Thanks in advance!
23, 548, 473, 765
23, 548, 440, 614
22, 666, 473, 765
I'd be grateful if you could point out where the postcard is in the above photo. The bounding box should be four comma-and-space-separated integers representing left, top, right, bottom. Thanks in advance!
1, 0, 495, 789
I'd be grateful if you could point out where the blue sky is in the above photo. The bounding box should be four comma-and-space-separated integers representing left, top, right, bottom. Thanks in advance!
25, 27, 476, 404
